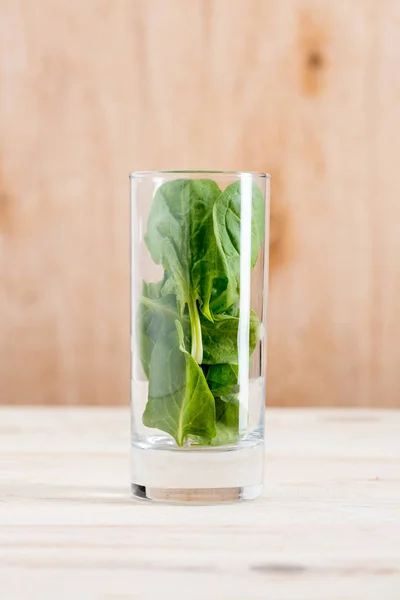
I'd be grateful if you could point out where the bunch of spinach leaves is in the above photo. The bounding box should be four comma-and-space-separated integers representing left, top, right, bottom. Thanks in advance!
136, 178, 264, 446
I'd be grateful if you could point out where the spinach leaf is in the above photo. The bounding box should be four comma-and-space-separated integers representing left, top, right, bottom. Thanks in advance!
206, 363, 239, 396
142, 321, 216, 446
136, 281, 182, 378
213, 181, 265, 282
207, 366, 242, 445
201, 310, 259, 365
138, 177, 265, 447
211, 395, 241, 446
138, 292, 259, 372
144, 179, 225, 362
208, 276, 238, 315
207, 181, 264, 315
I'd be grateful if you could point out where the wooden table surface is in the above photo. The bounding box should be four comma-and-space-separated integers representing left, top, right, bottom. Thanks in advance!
1, 408, 399, 600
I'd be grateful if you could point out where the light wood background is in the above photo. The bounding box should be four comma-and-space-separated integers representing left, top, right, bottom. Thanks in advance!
0, 0, 399, 407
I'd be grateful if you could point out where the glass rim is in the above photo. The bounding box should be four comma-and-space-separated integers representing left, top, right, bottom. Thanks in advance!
129, 170, 270, 179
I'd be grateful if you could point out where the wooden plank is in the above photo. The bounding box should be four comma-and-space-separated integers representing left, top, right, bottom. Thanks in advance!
268, 0, 377, 407
0, 1, 399, 406
0, 0, 135, 405
0, 407, 399, 599
373, 1, 400, 405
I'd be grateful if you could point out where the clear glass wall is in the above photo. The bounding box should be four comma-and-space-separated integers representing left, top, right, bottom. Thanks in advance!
130, 171, 270, 502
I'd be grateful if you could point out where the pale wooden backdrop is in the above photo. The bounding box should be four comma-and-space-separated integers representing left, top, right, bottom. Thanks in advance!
0, 0, 399, 407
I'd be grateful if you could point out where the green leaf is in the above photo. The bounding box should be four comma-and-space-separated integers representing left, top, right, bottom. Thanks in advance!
145, 178, 221, 316
207, 363, 239, 396
139, 177, 265, 446
137, 283, 259, 375
213, 181, 265, 282
144, 178, 240, 360
208, 276, 238, 315
206, 365, 244, 446
142, 322, 216, 446
136, 282, 182, 378
201, 310, 259, 365
211, 395, 241, 446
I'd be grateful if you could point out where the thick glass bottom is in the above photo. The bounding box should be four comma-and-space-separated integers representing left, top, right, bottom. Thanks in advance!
131, 483, 262, 503
130, 431, 264, 503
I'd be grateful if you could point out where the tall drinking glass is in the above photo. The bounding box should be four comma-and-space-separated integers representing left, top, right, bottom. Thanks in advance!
130, 171, 270, 502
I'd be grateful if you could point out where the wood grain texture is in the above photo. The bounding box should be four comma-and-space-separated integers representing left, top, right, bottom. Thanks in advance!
0, 407, 399, 600
0, 1, 399, 406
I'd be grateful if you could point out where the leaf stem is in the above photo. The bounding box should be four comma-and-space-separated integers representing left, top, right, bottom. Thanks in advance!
188, 297, 203, 364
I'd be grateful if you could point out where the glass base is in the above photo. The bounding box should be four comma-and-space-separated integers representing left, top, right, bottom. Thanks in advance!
131, 483, 262, 503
